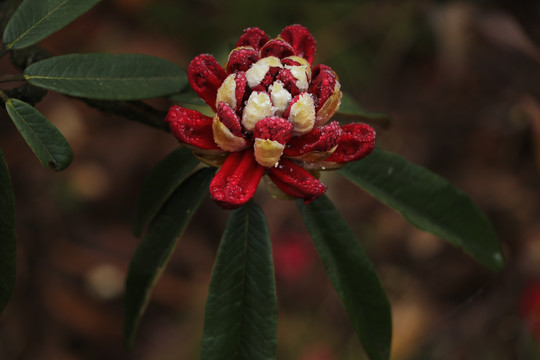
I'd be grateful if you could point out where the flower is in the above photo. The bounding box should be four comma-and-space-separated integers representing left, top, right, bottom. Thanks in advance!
166, 25, 375, 209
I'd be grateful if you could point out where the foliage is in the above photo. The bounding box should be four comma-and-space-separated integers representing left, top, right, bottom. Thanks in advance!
0, 0, 505, 359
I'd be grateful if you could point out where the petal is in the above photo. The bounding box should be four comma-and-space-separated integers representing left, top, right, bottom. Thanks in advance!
309, 64, 339, 112
280, 25, 316, 65
324, 123, 376, 163
236, 27, 269, 50
282, 55, 311, 92
216, 72, 248, 113
253, 116, 293, 144
254, 139, 285, 168
226, 46, 259, 74
245, 56, 282, 90
188, 54, 226, 111
315, 82, 342, 128
242, 91, 275, 131
217, 102, 243, 136
210, 150, 265, 209
269, 80, 292, 116
260, 38, 296, 59
212, 115, 250, 152
253, 116, 293, 167
284, 121, 342, 162
165, 105, 220, 151
268, 158, 327, 203
276, 68, 300, 97
284, 92, 316, 136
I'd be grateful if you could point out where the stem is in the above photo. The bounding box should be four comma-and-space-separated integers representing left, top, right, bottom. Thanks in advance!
0, 74, 25, 83
0, 47, 8, 60
0, 89, 10, 103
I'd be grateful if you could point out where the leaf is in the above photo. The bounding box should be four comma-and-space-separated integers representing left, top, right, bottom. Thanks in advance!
338, 147, 504, 271
2, 0, 102, 50
0, 148, 16, 314
169, 86, 214, 117
24, 54, 187, 100
335, 93, 390, 127
132, 147, 199, 237
5, 98, 72, 171
124, 167, 214, 347
201, 202, 277, 360
298, 196, 392, 360
169, 86, 206, 106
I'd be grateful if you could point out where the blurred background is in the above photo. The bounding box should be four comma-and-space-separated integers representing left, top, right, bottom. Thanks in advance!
1, 0, 540, 359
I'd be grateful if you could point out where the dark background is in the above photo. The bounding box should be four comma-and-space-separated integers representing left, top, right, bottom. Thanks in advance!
1, 0, 540, 359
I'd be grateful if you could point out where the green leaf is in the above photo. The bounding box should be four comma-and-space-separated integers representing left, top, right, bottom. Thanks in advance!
335, 93, 390, 127
338, 147, 504, 271
3, 0, 102, 50
169, 86, 214, 117
24, 54, 187, 100
201, 202, 277, 360
124, 167, 214, 347
298, 196, 392, 360
0, 148, 16, 314
169, 86, 206, 106
133, 147, 199, 237
5, 98, 72, 171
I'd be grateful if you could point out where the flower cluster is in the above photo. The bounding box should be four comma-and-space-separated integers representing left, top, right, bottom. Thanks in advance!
166, 25, 375, 209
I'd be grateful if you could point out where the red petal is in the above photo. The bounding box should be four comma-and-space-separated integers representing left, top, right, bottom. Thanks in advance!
217, 102, 243, 136
188, 54, 226, 111
260, 39, 295, 59
234, 72, 249, 111
268, 158, 327, 203
285, 121, 342, 156
210, 150, 265, 209
165, 105, 220, 150
325, 123, 376, 163
276, 68, 300, 96
254, 116, 293, 144
309, 64, 337, 112
226, 47, 259, 74
236, 27, 269, 50
280, 25, 316, 65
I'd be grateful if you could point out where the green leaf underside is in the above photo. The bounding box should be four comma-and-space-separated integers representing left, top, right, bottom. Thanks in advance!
132, 147, 200, 237
24, 54, 187, 100
123, 167, 214, 347
5, 99, 72, 171
169, 86, 206, 106
3, 0, 102, 50
298, 196, 392, 360
338, 148, 504, 271
201, 202, 277, 360
336, 93, 389, 121
0, 149, 16, 314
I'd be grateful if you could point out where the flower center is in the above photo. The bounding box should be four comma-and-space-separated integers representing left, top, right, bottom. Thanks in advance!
213, 55, 317, 168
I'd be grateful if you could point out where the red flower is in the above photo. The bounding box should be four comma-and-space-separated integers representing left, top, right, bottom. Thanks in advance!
166, 25, 375, 209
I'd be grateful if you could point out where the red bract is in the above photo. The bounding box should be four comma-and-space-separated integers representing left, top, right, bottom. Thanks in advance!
165, 24, 376, 209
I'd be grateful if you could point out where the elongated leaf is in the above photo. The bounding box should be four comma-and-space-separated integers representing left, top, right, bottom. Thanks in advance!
0, 149, 16, 314
5, 98, 72, 171
124, 167, 214, 347
201, 202, 277, 360
298, 196, 392, 360
133, 147, 199, 237
3, 0, 102, 50
338, 148, 504, 271
24, 54, 187, 100
335, 93, 390, 126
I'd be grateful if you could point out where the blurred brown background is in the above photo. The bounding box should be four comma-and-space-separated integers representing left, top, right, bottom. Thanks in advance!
1, 0, 540, 359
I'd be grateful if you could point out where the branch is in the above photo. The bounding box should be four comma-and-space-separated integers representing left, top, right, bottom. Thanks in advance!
82, 99, 170, 132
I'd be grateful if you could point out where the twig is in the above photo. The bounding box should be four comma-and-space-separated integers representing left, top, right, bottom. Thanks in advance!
0, 73, 26, 83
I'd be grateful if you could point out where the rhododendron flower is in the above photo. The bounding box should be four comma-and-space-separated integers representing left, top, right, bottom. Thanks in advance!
166, 25, 375, 209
